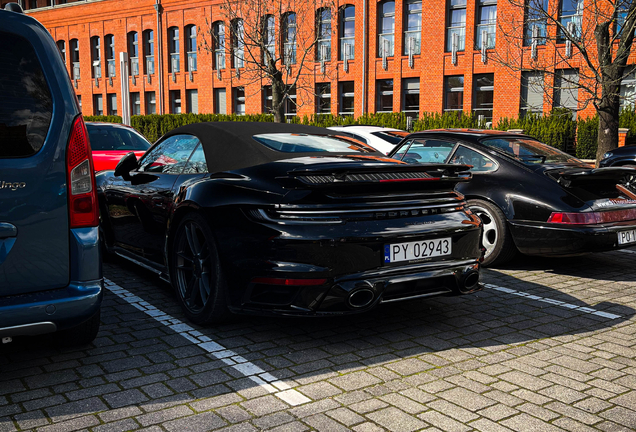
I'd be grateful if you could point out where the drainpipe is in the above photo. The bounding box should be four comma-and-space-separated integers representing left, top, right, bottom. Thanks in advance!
361, 0, 367, 115
155, 0, 164, 114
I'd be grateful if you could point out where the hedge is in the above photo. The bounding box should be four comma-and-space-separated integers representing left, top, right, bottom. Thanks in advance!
84, 110, 636, 158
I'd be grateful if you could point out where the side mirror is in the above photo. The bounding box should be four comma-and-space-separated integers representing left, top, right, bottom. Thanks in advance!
114, 152, 138, 181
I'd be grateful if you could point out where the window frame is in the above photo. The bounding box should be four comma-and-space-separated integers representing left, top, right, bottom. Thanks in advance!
378, 0, 395, 57
339, 5, 355, 61
403, 0, 422, 55
168, 26, 180, 73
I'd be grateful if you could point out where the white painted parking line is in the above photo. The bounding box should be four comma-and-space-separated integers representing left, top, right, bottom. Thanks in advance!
103, 278, 310, 406
619, 248, 636, 254
485, 283, 622, 319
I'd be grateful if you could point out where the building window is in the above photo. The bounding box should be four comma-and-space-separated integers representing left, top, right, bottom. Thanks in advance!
262, 16, 275, 64
317, 8, 331, 62
617, 1, 631, 36
378, 1, 395, 57
143, 29, 155, 75
473, 73, 494, 123
446, 0, 466, 52
263, 85, 273, 113
404, 0, 421, 55
285, 85, 297, 119
339, 81, 355, 116
234, 87, 245, 115
215, 88, 227, 114
29, 0, 37, 9
186, 89, 198, 114
444, 75, 464, 112
316, 83, 331, 113
93, 94, 103, 116
146, 91, 156, 114
554, 69, 579, 116
170, 90, 181, 114
283, 12, 297, 65
520, 71, 544, 116
70, 39, 80, 79
105, 34, 115, 77
559, 0, 584, 42
128, 32, 139, 76
168, 27, 180, 73
476, 0, 497, 49
232, 19, 245, 68
377, 79, 393, 112
402, 78, 420, 115
213, 21, 226, 69
107, 93, 117, 116
340, 5, 355, 61
56, 40, 66, 65
524, 0, 548, 46
91, 36, 101, 78
186, 24, 197, 72
130, 92, 140, 115
620, 66, 636, 111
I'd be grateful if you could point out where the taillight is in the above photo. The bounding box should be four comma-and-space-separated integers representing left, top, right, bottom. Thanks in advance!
67, 116, 98, 228
548, 209, 636, 225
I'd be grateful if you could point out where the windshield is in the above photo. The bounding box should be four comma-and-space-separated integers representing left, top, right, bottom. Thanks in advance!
370, 131, 408, 145
253, 133, 376, 153
480, 137, 581, 165
87, 125, 151, 151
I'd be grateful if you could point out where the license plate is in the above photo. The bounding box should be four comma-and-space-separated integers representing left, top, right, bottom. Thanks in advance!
618, 229, 636, 245
384, 238, 452, 264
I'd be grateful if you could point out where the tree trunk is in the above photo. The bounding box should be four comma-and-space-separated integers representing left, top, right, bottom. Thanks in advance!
596, 106, 619, 166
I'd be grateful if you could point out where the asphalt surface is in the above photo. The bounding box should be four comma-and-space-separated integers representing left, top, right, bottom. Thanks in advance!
1, 249, 636, 431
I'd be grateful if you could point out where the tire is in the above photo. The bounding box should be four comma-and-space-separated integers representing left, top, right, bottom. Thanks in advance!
467, 199, 517, 267
56, 309, 101, 346
170, 213, 229, 324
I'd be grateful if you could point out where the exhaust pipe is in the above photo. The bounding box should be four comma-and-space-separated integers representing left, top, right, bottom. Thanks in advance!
459, 271, 480, 293
347, 288, 376, 308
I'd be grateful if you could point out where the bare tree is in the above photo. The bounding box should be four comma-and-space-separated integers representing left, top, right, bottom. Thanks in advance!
201, 0, 336, 123
492, 0, 636, 163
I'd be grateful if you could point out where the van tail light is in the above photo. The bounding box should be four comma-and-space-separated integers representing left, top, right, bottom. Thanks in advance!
548, 209, 636, 225
67, 116, 98, 228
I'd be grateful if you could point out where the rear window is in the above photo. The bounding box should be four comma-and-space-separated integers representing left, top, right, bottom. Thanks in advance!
87, 125, 151, 151
0, 31, 53, 158
252, 133, 375, 153
370, 131, 408, 145
481, 137, 580, 164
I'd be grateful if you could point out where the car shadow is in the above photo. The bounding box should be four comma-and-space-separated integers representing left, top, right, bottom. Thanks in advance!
1, 251, 634, 428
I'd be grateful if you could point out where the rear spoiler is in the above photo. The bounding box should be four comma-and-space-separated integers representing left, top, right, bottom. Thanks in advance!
283, 163, 472, 187
554, 167, 636, 188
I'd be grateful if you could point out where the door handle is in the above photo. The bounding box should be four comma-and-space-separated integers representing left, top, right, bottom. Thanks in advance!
0, 223, 17, 239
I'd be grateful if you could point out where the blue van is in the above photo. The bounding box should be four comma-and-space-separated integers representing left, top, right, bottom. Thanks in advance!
0, 4, 102, 345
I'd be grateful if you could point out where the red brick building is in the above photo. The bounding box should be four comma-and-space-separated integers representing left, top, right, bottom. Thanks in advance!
11, 0, 633, 124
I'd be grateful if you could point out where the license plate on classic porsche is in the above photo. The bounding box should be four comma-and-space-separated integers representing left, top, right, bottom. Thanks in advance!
384, 238, 452, 264
618, 229, 636, 245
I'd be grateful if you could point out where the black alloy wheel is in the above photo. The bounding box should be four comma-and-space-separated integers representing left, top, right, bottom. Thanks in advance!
467, 199, 517, 267
171, 213, 229, 324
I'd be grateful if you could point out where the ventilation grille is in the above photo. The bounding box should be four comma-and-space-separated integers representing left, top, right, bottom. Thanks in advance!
299, 171, 432, 184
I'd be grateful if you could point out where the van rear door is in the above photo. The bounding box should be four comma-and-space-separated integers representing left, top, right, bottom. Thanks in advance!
0, 20, 73, 295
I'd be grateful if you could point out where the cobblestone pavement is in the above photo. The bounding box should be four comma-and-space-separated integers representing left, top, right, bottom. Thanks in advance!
1, 249, 636, 432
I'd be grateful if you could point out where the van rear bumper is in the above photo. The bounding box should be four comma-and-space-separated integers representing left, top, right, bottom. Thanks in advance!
0, 279, 103, 337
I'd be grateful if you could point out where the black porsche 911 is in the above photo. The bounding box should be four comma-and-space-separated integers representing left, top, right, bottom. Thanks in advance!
389, 129, 636, 266
97, 122, 483, 323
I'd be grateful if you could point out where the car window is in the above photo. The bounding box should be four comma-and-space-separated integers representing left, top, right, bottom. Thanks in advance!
0, 31, 53, 158
181, 143, 208, 174
329, 131, 369, 144
449, 145, 497, 172
481, 137, 581, 164
138, 134, 200, 174
253, 133, 375, 153
87, 126, 151, 151
392, 140, 412, 160
395, 139, 456, 163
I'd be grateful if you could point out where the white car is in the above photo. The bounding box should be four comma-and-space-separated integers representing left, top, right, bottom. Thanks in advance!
327, 126, 408, 154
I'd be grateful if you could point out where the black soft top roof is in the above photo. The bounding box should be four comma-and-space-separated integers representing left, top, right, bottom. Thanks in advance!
161, 122, 380, 172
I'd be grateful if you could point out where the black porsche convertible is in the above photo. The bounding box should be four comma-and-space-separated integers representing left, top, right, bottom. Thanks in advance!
97, 122, 483, 323
389, 129, 636, 266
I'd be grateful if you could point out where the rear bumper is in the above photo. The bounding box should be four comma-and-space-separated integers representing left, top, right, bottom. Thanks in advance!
0, 280, 103, 338
509, 220, 636, 256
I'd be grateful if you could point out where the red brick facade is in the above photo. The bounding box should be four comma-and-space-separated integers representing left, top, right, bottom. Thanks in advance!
14, 0, 632, 123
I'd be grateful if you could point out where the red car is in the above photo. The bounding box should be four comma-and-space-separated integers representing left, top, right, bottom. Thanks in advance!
87, 122, 151, 171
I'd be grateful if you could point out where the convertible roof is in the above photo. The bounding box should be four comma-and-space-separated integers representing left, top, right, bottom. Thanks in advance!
161, 121, 380, 172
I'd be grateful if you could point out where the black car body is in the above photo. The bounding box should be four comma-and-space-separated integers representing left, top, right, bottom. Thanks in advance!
599, 145, 636, 168
389, 129, 636, 266
97, 122, 483, 322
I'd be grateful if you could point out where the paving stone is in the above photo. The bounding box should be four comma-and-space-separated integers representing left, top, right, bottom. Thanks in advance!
162, 412, 226, 432
366, 407, 427, 432
136, 406, 194, 427
240, 395, 287, 416
103, 389, 149, 409
328, 372, 382, 391
418, 410, 471, 432
325, 407, 365, 426
93, 418, 140, 432
297, 382, 342, 400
